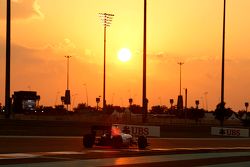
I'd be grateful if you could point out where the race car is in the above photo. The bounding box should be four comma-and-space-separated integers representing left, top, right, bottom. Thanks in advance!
83, 124, 148, 149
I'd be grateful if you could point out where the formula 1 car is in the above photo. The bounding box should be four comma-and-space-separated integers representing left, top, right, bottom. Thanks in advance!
83, 124, 148, 149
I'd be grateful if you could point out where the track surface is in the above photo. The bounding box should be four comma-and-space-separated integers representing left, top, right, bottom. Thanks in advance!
1, 136, 250, 166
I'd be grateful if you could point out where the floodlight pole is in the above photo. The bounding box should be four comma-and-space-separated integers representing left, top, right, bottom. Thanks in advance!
142, 0, 147, 123
221, 0, 226, 106
99, 13, 114, 112
65, 56, 71, 90
178, 62, 184, 96
220, 0, 226, 126
65, 55, 71, 111
5, 0, 11, 118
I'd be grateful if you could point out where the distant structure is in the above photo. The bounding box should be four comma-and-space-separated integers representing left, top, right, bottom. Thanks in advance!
64, 55, 71, 111
12, 91, 40, 113
142, 0, 147, 123
99, 12, 114, 112
177, 62, 184, 110
5, 0, 11, 118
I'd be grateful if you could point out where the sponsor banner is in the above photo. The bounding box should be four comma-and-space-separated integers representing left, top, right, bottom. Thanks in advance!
112, 124, 160, 137
211, 127, 249, 137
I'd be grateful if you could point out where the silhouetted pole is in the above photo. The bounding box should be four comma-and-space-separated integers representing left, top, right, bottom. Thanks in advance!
220, 0, 226, 126
177, 62, 184, 110
5, 0, 11, 118
221, 0, 226, 105
104, 20, 107, 112
184, 88, 187, 120
65, 55, 71, 111
65, 56, 71, 90
99, 13, 114, 113
184, 88, 187, 109
142, 0, 147, 123
178, 62, 184, 95
129, 98, 133, 121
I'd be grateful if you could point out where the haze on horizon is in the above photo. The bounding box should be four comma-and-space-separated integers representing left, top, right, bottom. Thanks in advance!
1, 0, 250, 111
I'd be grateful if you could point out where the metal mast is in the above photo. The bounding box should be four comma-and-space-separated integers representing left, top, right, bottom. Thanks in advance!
178, 62, 184, 95
5, 0, 11, 118
142, 0, 147, 123
65, 55, 71, 111
221, 0, 226, 107
99, 13, 114, 112
220, 0, 226, 126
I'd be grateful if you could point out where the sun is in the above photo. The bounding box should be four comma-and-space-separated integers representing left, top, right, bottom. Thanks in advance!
118, 48, 131, 62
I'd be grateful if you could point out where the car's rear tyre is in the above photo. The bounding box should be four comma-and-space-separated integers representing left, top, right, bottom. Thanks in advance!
112, 135, 123, 148
83, 134, 95, 148
138, 135, 147, 149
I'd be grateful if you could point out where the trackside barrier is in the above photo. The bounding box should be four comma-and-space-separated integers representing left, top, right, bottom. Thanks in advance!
211, 127, 249, 137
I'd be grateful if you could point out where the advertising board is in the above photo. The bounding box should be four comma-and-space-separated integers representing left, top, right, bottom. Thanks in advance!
211, 127, 249, 137
112, 124, 160, 137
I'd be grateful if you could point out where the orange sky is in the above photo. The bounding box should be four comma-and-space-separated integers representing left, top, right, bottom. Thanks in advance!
1, 0, 250, 111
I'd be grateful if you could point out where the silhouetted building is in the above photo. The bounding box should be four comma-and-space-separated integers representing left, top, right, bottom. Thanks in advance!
12, 91, 40, 113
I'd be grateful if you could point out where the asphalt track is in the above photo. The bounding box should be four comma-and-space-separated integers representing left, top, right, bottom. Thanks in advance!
1, 136, 250, 166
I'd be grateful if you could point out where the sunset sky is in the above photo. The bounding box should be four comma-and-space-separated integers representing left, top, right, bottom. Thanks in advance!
1, 0, 250, 111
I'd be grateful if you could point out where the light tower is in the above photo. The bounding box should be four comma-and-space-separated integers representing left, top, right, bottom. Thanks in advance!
99, 12, 114, 112
5, 0, 11, 118
142, 0, 147, 123
220, 0, 227, 126
177, 62, 184, 110
64, 55, 71, 111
